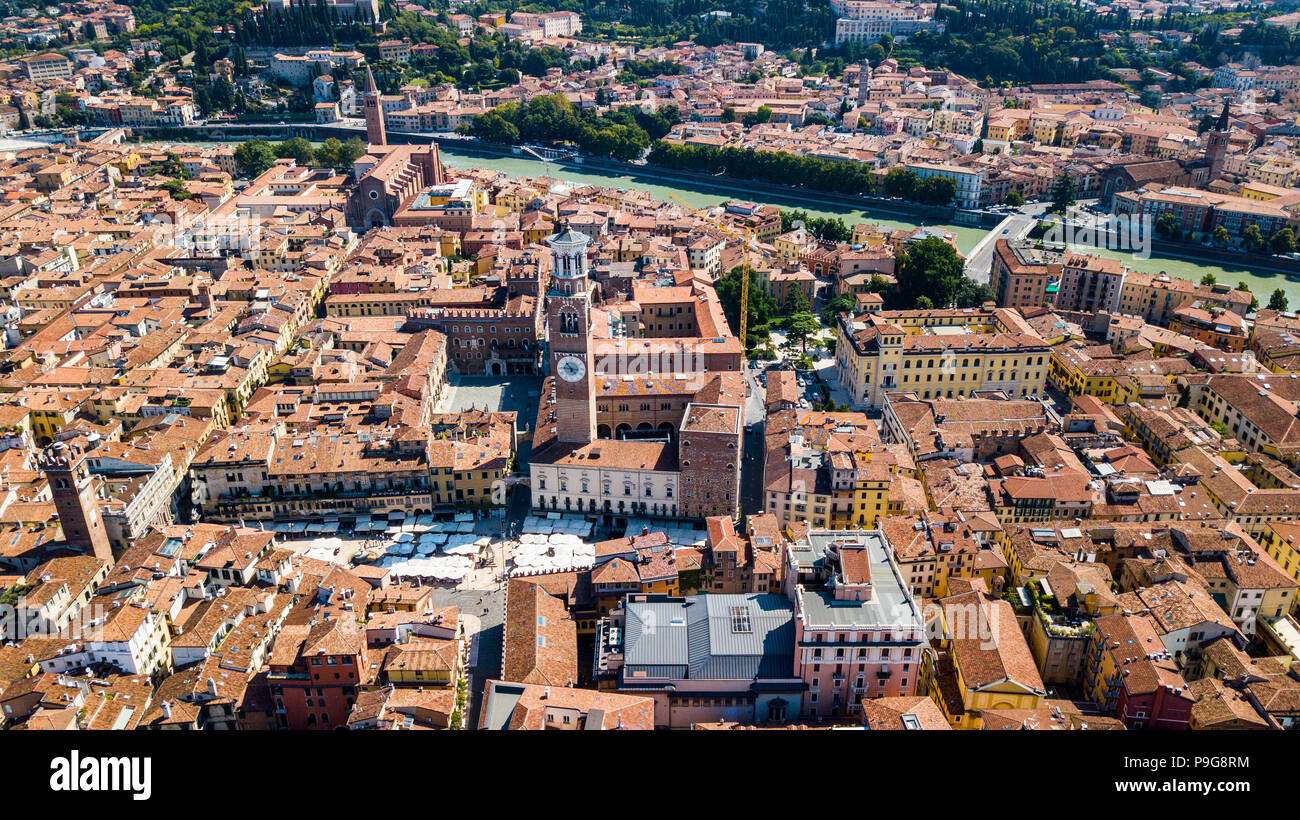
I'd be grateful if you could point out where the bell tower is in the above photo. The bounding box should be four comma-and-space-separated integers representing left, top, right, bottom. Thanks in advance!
1206, 99, 1231, 180
364, 65, 387, 147
39, 441, 113, 563
856, 60, 871, 108
546, 223, 596, 444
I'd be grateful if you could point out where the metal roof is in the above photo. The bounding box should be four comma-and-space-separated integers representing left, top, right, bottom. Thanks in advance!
623, 594, 795, 682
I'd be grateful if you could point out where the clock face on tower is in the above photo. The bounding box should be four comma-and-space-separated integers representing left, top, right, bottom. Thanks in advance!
556, 355, 586, 383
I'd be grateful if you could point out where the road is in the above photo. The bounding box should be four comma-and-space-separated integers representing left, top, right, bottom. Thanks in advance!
964, 199, 1108, 284
425, 586, 505, 731
964, 211, 1039, 284
741, 362, 766, 517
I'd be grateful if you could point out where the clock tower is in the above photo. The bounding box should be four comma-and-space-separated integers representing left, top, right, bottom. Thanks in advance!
547, 223, 597, 444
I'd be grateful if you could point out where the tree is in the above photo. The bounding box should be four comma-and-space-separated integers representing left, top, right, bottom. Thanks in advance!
883, 167, 918, 199
1049, 172, 1076, 214
715, 266, 776, 350
314, 137, 344, 168
1213, 225, 1231, 245
720, 106, 736, 123
274, 137, 315, 166
1004, 191, 1025, 207
916, 176, 957, 206
464, 108, 519, 144
1272, 228, 1296, 255
1200, 273, 1217, 287
742, 105, 773, 127
786, 312, 822, 353
896, 236, 965, 309
782, 286, 811, 316
1237, 281, 1259, 310
1244, 225, 1265, 252
1269, 289, 1289, 312
1154, 213, 1180, 240
820, 294, 856, 325
338, 137, 367, 167
955, 279, 995, 308
915, 295, 935, 310
159, 179, 192, 201
234, 140, 277, 178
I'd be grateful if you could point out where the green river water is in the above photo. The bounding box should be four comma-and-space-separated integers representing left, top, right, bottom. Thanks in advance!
436, 147, 1300, 306
183, 137, 1300, 305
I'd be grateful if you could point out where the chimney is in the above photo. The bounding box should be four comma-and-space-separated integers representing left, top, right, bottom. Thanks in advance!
542, 686, 550, 700
207, 677, 218, 697
161, 700, 172, 719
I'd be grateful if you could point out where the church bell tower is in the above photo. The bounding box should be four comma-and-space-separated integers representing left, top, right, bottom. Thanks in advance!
1206, 99, 1231, 180
364, 65, 387, 147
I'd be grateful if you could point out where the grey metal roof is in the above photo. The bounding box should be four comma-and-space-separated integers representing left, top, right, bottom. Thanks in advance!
482, 682, 525, 731
623, 594, 795, 682
547, 225, 590, 246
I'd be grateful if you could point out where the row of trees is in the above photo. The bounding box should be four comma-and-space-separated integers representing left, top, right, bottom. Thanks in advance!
234, 0, 377, 49
460, 94, 663, 161
882, 168, 958, 207
558, 0, 837, 50
1154, 215, 1300, 257
233, 136, 368, 177
649, 144, 966, 206
649, 142, 879, 196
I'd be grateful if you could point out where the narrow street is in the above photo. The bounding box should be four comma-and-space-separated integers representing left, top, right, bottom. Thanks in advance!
741, 363, 766, 517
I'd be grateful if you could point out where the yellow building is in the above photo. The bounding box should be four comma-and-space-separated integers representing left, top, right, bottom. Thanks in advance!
27, 388, 96, 445
836, 308, 1050, 410
1262, 520, 1300, 584
383, 639, 462, 687
1048, 346, 1120, 403
1239, 180, 1294, 201
851, 454, 904, 529
773, 227, 813, 260
928, 586, 1047, 729
984, 109, 1031, 143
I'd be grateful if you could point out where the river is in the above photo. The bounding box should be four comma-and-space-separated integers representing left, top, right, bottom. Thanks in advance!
435, 147, 1300, 306
435, 147, 991, 251
176, 137, 1300, 305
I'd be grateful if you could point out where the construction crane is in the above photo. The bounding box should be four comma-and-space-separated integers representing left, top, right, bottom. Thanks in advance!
665, 193, 760, 365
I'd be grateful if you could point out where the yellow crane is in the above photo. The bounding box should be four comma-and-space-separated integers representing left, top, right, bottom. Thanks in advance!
665, 193, 759, 364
